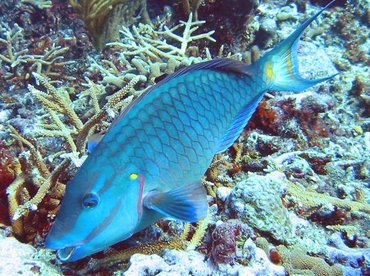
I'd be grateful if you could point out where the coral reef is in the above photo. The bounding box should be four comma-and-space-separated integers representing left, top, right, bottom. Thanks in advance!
5, 74, 140, 242
0, 0, 369, 275
1, 7, 217, 251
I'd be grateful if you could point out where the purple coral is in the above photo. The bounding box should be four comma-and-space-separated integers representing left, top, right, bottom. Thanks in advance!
211, 221, 242, 264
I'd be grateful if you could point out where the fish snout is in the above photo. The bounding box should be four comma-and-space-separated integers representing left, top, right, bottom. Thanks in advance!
45, 237, 82, 262
45, 229, 83, 262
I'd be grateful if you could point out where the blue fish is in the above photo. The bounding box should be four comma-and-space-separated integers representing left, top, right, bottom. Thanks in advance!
45, 1, 337, 262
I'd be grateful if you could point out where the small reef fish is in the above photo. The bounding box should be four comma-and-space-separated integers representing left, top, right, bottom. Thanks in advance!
46, 1, 337, 262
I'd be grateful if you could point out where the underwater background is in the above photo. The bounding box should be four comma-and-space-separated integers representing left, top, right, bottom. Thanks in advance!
0, 0, 369, 275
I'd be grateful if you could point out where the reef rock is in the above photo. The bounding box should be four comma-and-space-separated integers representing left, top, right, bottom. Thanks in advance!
227, 171, 293, 243
0, 231, 60, 275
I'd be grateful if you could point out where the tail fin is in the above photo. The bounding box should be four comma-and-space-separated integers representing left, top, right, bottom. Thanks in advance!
260, 0, 338, 92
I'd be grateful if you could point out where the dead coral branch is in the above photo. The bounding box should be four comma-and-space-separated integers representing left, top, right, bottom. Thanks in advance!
7, 126, 68, 224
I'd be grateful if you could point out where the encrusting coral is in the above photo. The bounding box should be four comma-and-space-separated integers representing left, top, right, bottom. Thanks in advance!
276, 244, 342, 276
286, 181, 370, 220
227, 172, 293, 243
256, 237, 343, 276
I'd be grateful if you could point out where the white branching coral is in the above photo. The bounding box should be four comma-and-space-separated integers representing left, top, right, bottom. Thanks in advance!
0, 23, 28, 79
93, 13, 215, 85
0, 23, 74, 81
28, 72, 141, 155
107, 13, 215, 62
8, 125, 69, 226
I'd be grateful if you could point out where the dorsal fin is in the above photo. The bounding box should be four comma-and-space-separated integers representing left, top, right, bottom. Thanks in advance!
111, 59, 253, 128
164, 58, 252, 81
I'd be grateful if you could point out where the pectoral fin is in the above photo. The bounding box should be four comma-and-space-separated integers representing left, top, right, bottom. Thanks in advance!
143, 181, 208, 222
87, 133, 103, 153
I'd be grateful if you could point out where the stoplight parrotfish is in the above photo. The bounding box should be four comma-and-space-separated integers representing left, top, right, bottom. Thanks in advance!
45, 1, 338, 262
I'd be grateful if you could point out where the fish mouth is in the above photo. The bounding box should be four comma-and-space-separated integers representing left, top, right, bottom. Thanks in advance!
57, 246, 77, 262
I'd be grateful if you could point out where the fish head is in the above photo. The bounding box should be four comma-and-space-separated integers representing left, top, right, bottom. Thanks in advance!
45, 163, 146, 262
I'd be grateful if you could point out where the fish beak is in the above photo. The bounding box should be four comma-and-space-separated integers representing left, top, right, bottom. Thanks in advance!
57, 246, 77, 262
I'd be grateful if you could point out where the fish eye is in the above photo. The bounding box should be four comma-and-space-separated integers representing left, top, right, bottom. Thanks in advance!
82, 192, 100, 208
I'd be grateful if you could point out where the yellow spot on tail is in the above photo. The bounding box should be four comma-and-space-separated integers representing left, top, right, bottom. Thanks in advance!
266, 62, 275, 80
130, 173, 138, 180
287, 53, 294, 76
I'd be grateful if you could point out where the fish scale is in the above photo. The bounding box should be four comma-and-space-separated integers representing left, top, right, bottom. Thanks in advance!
46, 1, 338, 262
104, 70, 253, 187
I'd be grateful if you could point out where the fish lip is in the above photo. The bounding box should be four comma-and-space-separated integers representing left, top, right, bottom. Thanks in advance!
57, 246, 77, 262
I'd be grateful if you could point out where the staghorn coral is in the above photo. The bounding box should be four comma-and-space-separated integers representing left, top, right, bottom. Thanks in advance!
29, 72, 140, 158
0, 22, 74, 86
107, 13, 215, 63
0, 23, 28, 80
7, 126, 68, 239
80, 13, 217, 91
